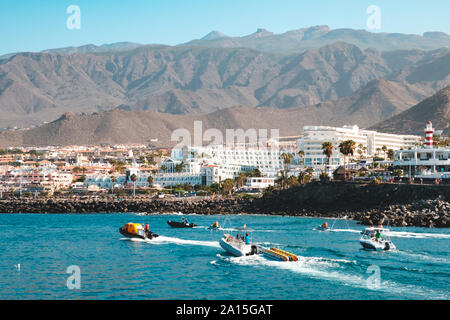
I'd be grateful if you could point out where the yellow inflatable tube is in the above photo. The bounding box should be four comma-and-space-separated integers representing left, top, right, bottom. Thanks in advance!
271, 248, 299, 261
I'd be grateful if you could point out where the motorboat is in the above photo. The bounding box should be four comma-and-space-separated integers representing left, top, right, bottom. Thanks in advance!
360, 227, 396, 251
167, 220, 197, 228
263, 248, 299, 262
119, 222, 159, 240
219, 227, 263, 257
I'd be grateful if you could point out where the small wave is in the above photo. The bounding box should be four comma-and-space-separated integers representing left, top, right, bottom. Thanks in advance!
387, 231, 450, 239
218, 254, 448, 299
329, 228, 363, 234
395, 250, 450, 264
152, 236, 221, 248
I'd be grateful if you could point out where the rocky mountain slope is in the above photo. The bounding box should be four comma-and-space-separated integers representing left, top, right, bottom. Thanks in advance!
1, 43, 449, 129
370, 85, 450, 135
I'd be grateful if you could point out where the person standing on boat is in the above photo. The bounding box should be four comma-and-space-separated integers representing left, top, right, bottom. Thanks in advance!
245, 233, 250, 245
375, 230, 381, 242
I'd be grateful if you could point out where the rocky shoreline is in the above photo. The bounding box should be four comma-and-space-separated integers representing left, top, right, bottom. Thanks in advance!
0, 182, 449, 228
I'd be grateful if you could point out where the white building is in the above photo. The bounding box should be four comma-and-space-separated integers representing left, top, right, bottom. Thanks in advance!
394, 147, 450, 179
393, 122, 450, 180
298, 125, 421, 168
170, 144, 283, 178
243, 177, 276, 191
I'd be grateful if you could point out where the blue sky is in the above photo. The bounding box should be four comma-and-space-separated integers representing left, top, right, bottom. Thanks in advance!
1, 0, 449, 55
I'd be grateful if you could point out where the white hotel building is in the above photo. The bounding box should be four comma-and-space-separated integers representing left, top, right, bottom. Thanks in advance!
152, 144, 284, 187
298, 125, 422, 168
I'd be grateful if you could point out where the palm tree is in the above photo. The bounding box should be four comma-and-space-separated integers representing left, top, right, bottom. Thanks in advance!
234, 172, 247, 189
339, 140, 356, 180
387, 149, 394, 160
130, 174, 137, 197
147, 175, 154, 188
110, 176, 117, 193
357, 143, 365, 160
281, 153, 293, 170
277, 170, 289, 189
321, 142, 333, 167
221, 179, 234, 195
298, 167, 314, 184
381, 145, 388, 160
375, 147, 382, 158
298, 150, 305, 166
160, 164, 167, 173
175, 161, 186, 173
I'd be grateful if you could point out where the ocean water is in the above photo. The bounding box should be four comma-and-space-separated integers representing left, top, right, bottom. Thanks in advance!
0, 213, 449, 300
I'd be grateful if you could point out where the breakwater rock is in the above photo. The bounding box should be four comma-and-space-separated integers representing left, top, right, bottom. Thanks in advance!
0, 197, 253, 215
251, 182, 450, 228
0, 182, 449, 228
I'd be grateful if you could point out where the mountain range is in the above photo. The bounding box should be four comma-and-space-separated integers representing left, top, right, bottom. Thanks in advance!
183, 26, 450, 54
0, 26, 449, 146
370, 85, 450, 135
1, 85, 449, 148
1, 41, 449, 129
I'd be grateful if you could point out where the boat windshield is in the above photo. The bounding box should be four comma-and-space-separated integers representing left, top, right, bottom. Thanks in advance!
226, 226, 252, 244
362, 228, 389, 240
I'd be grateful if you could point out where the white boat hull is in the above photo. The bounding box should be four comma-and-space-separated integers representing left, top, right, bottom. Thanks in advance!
360, 239, 396, 251
219, 236, 252, 257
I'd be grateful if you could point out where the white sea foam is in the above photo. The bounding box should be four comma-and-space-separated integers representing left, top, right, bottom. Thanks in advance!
395, 250, 450, 264
386, 231, 450, 239
152, 235, 221, 248
329, 228, 363, 234
218, 254, 448, 299
329, 228, 450, 240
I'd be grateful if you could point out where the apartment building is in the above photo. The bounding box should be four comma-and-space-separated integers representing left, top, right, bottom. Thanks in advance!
297, 125, 421, 168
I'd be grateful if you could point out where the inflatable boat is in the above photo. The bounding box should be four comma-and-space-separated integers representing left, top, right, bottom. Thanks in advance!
263, 248, 298, 262
119, 223, 159, 240
167, 220, 197, 228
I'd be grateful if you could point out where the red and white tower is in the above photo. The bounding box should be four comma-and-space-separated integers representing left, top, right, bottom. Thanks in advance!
424, 121, 434, 148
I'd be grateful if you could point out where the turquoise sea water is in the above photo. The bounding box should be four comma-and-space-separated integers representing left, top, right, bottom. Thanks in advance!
0, 213, 449, 300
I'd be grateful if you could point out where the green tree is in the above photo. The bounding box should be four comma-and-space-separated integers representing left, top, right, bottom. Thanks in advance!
277, 170, 289, 190
221, 179, 235, 195
298, 150, 305, 166
130, 174, 137, 197
321, 142, 333, 165
381, 145, 388, 160
147, 175, 154, 187
387, 149, 394, 160
281, 153, 293, 170
339, 140, 356, 180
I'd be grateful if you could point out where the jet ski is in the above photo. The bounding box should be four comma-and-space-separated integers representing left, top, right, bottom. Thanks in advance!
167, 220, 197, 228
315, 222, 330, 231
119, 223, 159, 240
208, 222, 221, 230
